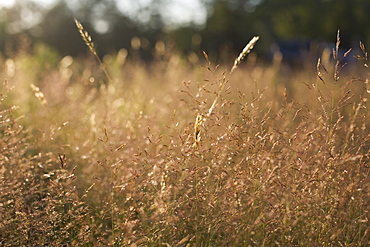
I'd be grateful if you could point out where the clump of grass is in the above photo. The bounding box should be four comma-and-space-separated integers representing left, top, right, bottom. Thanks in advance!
0, 29, 369, 246
0, 80, 91, 246
194, 36, 259, 148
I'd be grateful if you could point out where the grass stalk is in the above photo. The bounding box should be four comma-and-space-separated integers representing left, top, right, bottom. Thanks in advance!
74, 18, 113, 84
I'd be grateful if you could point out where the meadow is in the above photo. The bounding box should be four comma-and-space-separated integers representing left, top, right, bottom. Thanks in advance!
0, 30, 369, 246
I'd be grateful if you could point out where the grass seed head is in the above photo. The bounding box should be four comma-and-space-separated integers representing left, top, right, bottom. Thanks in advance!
193, 113, 204, 147
74, 18, 97, 56
231, 36, 259, 74
30, 83, 47, 106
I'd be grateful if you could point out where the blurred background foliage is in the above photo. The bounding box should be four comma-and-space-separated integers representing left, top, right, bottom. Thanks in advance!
0, 0, 369, 62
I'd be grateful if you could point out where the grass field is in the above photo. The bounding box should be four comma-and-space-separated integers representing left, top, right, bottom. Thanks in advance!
0, 33, 369, 246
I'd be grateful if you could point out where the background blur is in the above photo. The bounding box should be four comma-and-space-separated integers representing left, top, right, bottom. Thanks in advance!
0, 0, 369, 63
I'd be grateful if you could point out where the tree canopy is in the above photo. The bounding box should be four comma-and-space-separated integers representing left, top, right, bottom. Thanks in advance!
0, 0, 369, 60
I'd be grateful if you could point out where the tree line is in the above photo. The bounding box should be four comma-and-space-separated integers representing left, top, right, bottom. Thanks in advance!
0, 0, 369, 61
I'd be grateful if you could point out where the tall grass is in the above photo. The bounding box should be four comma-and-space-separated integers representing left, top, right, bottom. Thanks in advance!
0, 29, 369, 246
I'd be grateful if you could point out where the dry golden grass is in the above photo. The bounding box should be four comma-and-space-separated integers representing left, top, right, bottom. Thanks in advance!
0, 30, 369, 246
74, 18, 97, 56
231, 36, 260, 73
75, 18, 113, 84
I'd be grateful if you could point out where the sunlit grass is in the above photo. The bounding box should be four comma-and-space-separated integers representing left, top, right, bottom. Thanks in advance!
0, 35, 369, 246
